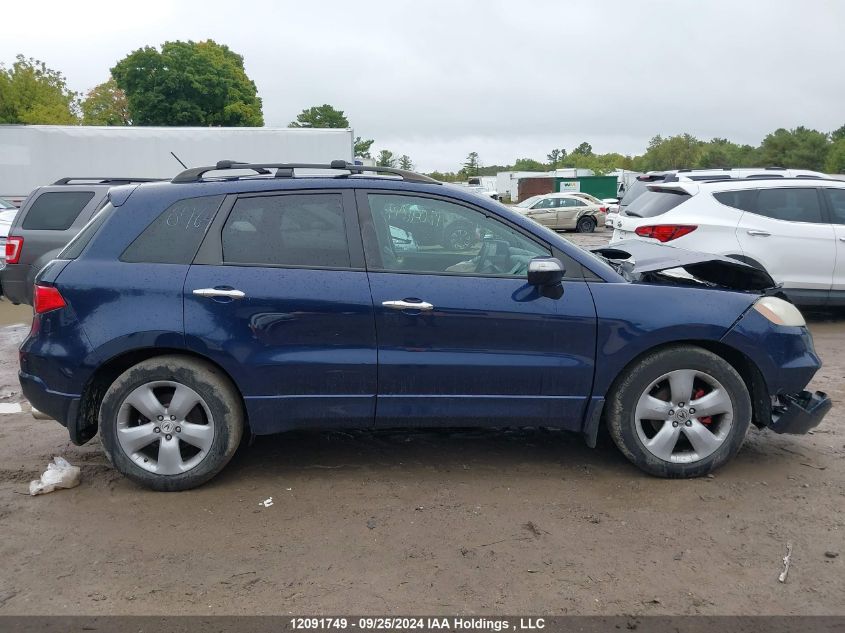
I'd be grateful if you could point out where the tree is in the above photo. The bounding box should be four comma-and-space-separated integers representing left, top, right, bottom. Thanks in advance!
0, 55, 79, 124
640, 133, 702, 170
759, 126, 830, 171
826, 139, 845, 174
831, 124, 845, 143
398, 155, 414, 170
354, 136, 374, 158
290, 103, 349, 128
513, 157, 546, 172
547, 148, 566, 169
81, 79, 130, 125
376, 150, 396, 167
572, 142, 593, 157
111, 40, 263, 126
463, 152, 480, 176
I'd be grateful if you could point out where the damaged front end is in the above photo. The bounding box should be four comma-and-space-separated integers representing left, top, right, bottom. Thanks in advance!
593, 240, 777, 292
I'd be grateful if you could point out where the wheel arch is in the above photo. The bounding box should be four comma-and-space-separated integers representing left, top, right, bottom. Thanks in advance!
584, 338, 770, 447
73, 347, 250, 445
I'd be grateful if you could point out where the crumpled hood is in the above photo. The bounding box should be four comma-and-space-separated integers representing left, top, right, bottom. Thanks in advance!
592, 240, 777, 292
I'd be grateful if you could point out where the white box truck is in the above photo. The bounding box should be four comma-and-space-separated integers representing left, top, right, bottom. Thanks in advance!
0, 125, 355, 205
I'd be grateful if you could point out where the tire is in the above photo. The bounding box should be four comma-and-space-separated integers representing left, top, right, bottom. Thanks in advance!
576, 216, 596, 233
606, 345, 751, 478
441, 221, 476, 250
99, 355, 244, 491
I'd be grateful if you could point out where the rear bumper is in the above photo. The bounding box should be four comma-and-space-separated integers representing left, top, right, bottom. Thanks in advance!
1, 264, 31, 304
19, 370, 79, 431
769, 390, 831, 434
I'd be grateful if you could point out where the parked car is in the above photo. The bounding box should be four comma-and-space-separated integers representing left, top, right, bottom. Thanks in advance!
513, 193, 607, 233
0, 198, 19, 271
615, 168, 828, 223
2, 178, 159, 305
20, 160, 829, 490
610, 176, 845, 306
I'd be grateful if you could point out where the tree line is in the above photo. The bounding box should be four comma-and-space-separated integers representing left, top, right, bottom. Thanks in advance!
2, 43, 844, 175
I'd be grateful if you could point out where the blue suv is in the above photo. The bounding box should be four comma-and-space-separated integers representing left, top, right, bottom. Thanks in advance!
19, 161, 831, 490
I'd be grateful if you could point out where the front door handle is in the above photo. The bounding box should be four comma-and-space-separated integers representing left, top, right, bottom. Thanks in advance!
839, 237, 845, 242
193, 287, 246, 299
746, 230, 771, 237
382, 299, 434, 311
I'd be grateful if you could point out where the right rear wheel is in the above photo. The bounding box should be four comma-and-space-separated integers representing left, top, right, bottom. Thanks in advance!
99, 355, 244, 491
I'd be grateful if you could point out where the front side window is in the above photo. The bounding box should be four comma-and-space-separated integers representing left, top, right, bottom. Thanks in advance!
533, 198, 555, 209
366, 194, 550, 276
753, 188, 823, 223
21, 191, 95, 230
222, 193, 350, 268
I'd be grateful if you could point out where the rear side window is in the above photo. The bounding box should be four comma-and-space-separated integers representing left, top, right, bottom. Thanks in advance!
59, 203, 116, 259
824, 189, 845, 224
713, 190, 757, 211
222, 193, 350, 268
21, 191, 95, 230
753, 188, 823, 223
121, 195, 223, 264
623, 190, 690, 218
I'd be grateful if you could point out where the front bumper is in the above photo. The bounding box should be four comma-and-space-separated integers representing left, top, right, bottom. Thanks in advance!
769, 390, 831, 434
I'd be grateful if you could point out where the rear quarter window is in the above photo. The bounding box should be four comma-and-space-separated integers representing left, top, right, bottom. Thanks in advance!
713, 190, 757, 211
21, 191, 95, 230
623, 190, 690, 218
59, 203, 116, 259
121, 195, 224, 264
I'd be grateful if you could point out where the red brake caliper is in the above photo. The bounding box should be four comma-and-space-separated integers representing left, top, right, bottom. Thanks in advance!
693, 388, 712, 425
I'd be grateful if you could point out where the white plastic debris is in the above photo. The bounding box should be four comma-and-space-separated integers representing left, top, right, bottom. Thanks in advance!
259, 497, 274, 508
778, 542, 793, 583
0, 403, 23, 414
29, 457, 81, 496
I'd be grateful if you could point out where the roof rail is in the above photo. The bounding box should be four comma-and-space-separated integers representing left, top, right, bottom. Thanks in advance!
171, 159, 441, 185
52, 177, 163, 185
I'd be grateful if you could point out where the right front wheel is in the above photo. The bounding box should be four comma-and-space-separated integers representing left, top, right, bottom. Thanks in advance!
606, 346, 752, 478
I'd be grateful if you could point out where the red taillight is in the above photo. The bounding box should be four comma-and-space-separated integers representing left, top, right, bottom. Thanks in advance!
34, 284, 66, 314
599, 206, 608, 212
5, 236, 23, 264
634, 225, 697, 243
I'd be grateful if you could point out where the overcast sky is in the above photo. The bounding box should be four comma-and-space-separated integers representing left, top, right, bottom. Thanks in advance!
3, 0, 844, 171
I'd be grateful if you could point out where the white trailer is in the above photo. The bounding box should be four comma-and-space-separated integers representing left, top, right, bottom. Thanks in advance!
0, 125, 355, 204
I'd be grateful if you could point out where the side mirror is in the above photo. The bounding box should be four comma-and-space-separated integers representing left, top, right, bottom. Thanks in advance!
527, 257, 565, 286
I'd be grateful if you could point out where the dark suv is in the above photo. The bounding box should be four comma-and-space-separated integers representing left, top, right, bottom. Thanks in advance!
20, 161, 829, 490
2, 178, 158, 304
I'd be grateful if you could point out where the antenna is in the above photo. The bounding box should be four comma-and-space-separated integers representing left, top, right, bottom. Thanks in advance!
170, 152, 188, 169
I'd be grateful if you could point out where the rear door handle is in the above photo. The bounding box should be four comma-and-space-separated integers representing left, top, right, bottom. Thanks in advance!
193, 287, 246, 299
746, 230, 771, 237
382, 299, 434, 311
839, 237, 845, 242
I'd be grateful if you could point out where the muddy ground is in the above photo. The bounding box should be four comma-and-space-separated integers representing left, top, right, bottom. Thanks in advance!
0, 228, 842, 615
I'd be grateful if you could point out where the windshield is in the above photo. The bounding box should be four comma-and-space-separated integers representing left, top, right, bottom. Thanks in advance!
619, 178, 659, 208
514, 195, 542, 208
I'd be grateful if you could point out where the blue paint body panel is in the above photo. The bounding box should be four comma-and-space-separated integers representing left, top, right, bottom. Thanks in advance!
15, 175, 826, 447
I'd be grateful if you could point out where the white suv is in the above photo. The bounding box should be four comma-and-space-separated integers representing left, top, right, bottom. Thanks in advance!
609, 176, 845, 306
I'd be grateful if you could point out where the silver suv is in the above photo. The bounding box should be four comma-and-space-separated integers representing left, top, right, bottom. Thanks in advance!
2, 178, 157, 304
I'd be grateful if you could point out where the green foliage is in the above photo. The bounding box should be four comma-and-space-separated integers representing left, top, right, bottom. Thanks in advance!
639, 133, 703, 170
290, 103, 349, 128
826, 139, 845, 173
398, 155, 413, 170
513, 157, 546, 171
427, 171, 460, 182
376, 149, 396, 167
354, 136, 374, 158
759, 127, 830, 171
0, 55, 79, 124
830, 124, 845, 142
547, 148, 566, 168
81, 79, 130, 125
572, 142, 593, 157
463, 152, 480, 176
111, 40, 263, 126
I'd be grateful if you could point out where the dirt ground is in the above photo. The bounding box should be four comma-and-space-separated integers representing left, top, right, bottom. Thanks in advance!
0, 228, 842, 616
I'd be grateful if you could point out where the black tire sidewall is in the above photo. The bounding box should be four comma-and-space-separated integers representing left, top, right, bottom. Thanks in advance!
577, 217, 596, 233
99, 356, 243, 491
607, 346, 751, 478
